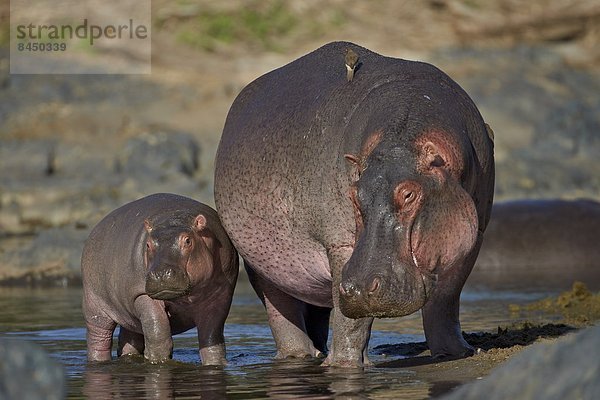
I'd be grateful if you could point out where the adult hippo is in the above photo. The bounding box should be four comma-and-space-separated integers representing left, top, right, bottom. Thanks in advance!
215, 41, 495, 367
82, 193, 238, 364
469, 199, 600, 291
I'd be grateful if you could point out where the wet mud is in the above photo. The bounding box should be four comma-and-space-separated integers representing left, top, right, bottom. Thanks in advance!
510, 281, 600, 326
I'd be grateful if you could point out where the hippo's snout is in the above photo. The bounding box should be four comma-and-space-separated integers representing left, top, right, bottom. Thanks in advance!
340, 275, 381, 299
339, 262, 436, 319
146, 264, 191, 300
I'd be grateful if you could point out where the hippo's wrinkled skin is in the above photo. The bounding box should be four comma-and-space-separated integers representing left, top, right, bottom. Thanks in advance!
82, 193, 238, 364
215, 42, 494, 367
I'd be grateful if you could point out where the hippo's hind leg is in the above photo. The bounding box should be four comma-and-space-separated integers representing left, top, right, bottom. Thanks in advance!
117, 327, 145, 357
305, 304, 331, 355
245, 262, 322, 359
83, 294, 117, 361
84, 308, 117, 362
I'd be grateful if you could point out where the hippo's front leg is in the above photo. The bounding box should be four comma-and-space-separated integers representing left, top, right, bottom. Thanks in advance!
195, 295, 232, 366
322, 248, 374, 367
421, 239, 482, 358
133, 295, 173, 363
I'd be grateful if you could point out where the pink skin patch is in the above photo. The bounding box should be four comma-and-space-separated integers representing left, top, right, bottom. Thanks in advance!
409, 130, 478, 276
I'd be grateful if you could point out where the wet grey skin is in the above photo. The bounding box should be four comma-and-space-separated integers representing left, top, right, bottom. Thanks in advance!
81, 193, 238, 365
215, 41, 495, 367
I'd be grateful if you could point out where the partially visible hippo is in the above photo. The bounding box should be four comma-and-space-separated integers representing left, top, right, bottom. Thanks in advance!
215, 41, 494, 366
82, 193, 238, 364
469, 199, 600, 291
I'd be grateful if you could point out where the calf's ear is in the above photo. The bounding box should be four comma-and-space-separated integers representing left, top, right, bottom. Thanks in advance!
144, 219, 153, 233
193, 214, 207, 231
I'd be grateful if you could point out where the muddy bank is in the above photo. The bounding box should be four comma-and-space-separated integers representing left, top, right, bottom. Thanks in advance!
510, 281, 600, 326
376, 283, 600, 397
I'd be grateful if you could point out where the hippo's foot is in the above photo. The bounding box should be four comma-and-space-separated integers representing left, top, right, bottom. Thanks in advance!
199, 343, 228, 366
430, 339, 475, 360
143, 350, 172, 364
421, 254, 479, 361
422, 300, 476, 360
321, 352, 371, 368
275, 345, 323, 360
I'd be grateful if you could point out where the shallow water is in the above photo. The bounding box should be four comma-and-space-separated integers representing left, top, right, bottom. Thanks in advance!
0, 276, 557, 399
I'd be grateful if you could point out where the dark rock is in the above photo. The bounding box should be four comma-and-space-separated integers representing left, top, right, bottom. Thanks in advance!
116, 130, 201, 180
0, 227, 86, 286
0, 338, 66, 400
441, 324, 600, 400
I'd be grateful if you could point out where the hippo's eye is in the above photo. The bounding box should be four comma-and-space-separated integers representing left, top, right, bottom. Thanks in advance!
184, 237, 192, 246
394, 181, 420, 212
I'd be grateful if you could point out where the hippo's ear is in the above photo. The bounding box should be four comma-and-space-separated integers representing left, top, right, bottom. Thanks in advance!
417, 131, 465, 181
144, 219, 153, 233
192, 214, 207, 232
421, 142, 446, 169
484, 123, 495, 143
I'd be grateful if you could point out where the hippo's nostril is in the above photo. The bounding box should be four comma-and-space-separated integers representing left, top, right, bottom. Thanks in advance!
148, 267, 179, 282
367, 277, 381, 295
339, 282, 347, 297
340, 281, 358, 298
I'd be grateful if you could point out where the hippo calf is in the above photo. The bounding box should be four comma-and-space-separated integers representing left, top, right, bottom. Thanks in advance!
82, 193, 238, 364
215, 41, 494, 366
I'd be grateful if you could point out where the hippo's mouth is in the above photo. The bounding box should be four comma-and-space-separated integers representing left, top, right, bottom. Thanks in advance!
340, 258, 437, 319
147, 287, 191, 300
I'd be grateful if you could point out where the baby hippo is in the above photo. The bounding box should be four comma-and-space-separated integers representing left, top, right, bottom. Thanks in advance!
82, 193, 238, 364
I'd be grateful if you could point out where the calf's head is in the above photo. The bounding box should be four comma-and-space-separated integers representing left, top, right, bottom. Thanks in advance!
144, 213, 215, 300
339, 130, 478, 318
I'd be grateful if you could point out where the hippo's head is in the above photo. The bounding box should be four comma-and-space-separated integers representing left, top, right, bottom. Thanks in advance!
339, 130, 479, 318
144, 213, 216, 300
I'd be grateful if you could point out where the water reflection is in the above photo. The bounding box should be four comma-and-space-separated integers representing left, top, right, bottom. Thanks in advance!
83, 360, 228, 399
78, 356, 431, 399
